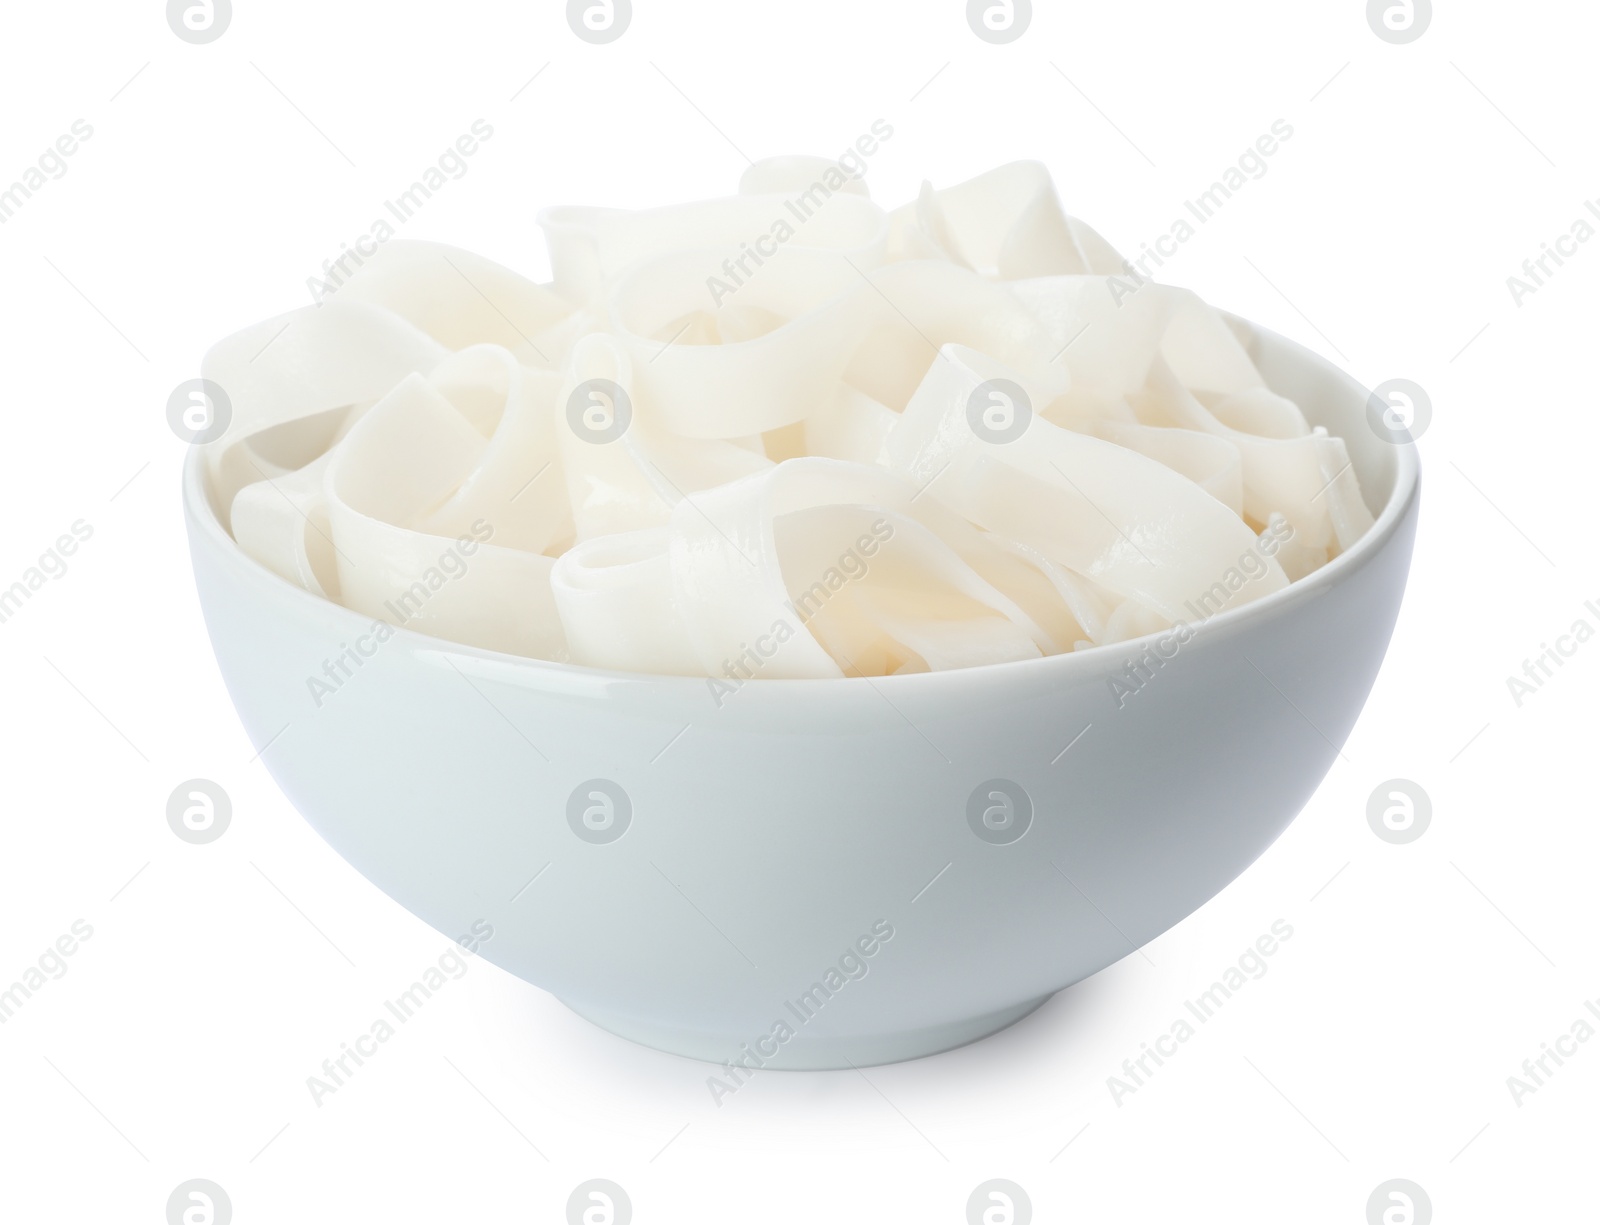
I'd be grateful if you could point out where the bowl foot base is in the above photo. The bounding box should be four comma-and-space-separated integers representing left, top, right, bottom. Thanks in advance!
558, 993, 1055, 1070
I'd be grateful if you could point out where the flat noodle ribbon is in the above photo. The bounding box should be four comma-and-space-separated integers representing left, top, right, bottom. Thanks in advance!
205, 159, 1375, 675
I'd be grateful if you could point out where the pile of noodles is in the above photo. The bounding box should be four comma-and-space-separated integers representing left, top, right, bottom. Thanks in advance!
203, 159, 1371, 678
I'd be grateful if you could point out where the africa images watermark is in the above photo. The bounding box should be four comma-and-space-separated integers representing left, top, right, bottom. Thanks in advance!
0, 920, 95, 1025
305, 520, 493, 707
307, 120, 496, 302
1106, 516, 1295, 708
1505, 994, 1600, 1107
0, 119, 94, 226
705, 919, 896, 1105
1505, 197, 1600, 307
0, 520, 94, 628
705, 119, 894, 307
1502, 595, 1600, 708
705, 518, 895, 707
305, 920, 494, 1106
1107, 120, 1295, 305
1105, 920, 1294, 1105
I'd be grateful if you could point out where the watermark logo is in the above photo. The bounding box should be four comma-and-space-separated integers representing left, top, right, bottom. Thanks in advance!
707, 922, 895, 1104
307, 523, 493, 709
1109, 121, 1296, 307
1366, 379, 1431, 444
1106, 621, 1194, 708
706, 122, 894, 307
0, 520, 95, 628
966, 0, 1032, 44
1506, 997, 1600, 1106
0, 121, 96, 226
1505, 200, 1600, 308
167, 379, 231, 444
305, 923, 492, 1106
1366, 1179, 1431, 1225
1110, 518, 1294, 709
707, 520, 894, 708
566, 1179, 631, 1225
967, 779, 1033, 845
310, 121, 497, 302
0, 920, 95, 1026
1105, 920, 1294, 1105
167, 780, 231, 846
568, 780, 632, 844
567, 0, 631, 44
966, 1179, 1031, 1225
1505, 598, 1600, 707
166, 1180, 231, 1225
167, 0, 231, 43
967, 379, 1032, 444
567, 379, 632, 444
1367, 779, 1430, 845
1366, 0, 1431, 44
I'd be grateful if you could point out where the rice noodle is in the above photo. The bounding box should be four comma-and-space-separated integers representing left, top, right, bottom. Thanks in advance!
203, 160, 1374, 675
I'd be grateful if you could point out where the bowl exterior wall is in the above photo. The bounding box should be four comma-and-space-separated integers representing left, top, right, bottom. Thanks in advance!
186, 471, 1416, 1065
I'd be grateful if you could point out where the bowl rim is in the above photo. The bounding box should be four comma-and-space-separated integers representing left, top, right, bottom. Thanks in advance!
183, 318, 1421, 694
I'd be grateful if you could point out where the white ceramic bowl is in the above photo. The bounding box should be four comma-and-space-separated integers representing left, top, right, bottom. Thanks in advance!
184, 319, 1419, 1069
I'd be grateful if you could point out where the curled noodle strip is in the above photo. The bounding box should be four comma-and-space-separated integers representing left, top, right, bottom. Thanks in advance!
205, 160, 1375, 674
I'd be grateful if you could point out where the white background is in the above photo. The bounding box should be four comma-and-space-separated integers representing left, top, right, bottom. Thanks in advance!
1, 1, 1595, 1221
